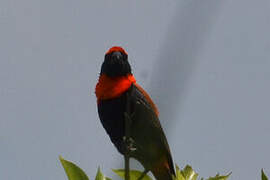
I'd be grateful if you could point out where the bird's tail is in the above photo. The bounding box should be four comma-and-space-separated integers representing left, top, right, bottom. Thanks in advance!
151, 160, 175, 180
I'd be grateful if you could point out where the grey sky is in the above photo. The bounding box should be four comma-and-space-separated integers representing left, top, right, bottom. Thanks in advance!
0, 0, 269, 180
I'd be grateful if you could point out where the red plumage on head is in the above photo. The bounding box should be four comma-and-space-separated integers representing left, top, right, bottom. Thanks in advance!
106, 46, 128, 55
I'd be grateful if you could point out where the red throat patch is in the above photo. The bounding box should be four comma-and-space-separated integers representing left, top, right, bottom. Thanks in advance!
95, 74, 136, 102
95, 74, 159, 116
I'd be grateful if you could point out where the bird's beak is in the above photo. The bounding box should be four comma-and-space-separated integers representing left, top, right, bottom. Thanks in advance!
111, 51, 122, 61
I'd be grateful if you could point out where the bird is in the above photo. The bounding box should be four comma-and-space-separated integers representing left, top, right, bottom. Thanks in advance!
95, 46, 175, 180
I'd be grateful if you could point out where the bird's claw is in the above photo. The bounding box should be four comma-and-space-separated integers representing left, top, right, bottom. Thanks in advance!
123, 136, 137, 152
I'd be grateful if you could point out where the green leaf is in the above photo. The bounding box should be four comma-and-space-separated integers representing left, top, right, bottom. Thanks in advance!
181, 165, 198, 180
95, 167, 111, 180
175, 165, 185, 180
112, 169, 152, 180
174, 164, 198, 180
59, 156, 89, 180
262, 169, 269, 180
206, 172, 231, 180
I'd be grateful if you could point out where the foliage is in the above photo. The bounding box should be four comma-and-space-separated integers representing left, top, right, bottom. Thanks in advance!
59, 156, 268, 180
112, 169, 152, 180
262, 169, 269, 180
59, 156, 89, 180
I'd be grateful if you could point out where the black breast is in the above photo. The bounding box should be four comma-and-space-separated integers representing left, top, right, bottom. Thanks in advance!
97, 85, 154, 155
97, 92, 127, 154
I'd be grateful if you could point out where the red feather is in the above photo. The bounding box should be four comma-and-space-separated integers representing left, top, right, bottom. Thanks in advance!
95, 74, 135, 103
106, 46, 127, 55
95, 74, 159, 116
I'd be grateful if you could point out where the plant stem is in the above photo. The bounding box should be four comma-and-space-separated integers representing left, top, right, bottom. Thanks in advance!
124, 154, 130, 180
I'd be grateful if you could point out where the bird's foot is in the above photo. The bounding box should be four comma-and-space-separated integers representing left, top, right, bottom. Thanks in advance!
123, 136, 137, 152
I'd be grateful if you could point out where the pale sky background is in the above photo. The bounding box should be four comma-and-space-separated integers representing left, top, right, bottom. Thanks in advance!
0, 0, 270, 180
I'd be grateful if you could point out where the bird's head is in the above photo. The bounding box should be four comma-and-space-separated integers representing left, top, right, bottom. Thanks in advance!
100, 46, 132, 77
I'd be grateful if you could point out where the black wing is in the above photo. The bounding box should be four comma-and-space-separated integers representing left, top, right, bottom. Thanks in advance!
128, 84, 175, 174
